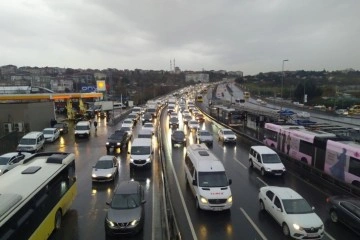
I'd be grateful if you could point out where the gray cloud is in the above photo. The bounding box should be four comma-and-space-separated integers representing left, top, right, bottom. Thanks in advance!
0, 0, 359, 75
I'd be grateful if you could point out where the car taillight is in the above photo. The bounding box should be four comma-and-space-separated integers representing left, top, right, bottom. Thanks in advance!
326, 197, 330, 203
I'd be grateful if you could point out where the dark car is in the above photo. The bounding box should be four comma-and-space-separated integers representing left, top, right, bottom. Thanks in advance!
142, 113, 153, 125
326, 195, 360, 235
169, 117, 179, 129
105, 181, 146, 236
171, 130, 186, 147
128, 113, 139, 125
195, 113, 205, 123
53, 122, 69, 134
106, 130, 131, 152
183, 115, 192, 125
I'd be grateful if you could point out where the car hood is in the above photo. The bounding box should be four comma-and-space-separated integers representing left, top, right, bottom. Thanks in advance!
92, 168, 115, 176
107, 207, 142, 223
43, 134, 54, 138
131, 154, 151, 160
263, 163, 285, 170
224, 134, 236, 138
199, 136, 213, 141
286, 212, 323, 228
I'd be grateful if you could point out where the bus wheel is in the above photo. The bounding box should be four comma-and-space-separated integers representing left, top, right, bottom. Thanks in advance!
55, 209, 62, 230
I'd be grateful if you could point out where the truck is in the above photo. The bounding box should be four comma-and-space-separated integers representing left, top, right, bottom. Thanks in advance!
94, 101, 114, 111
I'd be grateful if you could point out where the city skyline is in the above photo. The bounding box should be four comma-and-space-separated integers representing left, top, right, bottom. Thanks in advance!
1, 0, 359, 75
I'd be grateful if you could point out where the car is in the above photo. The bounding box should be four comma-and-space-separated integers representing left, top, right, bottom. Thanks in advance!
142, 123, 154, 135
105, 181, 146, 236
106, 130, 131, 152
0, 152, 33, 176
118, 126, 133, 139
218, 128, 237, 143
17, 131, 45, 153
249, 146, 286, 176
259, 186, 324, 239
92, 155, 118, 182
188, 120, 200, 131
42, 128, 60, 142
171, 130, 186, 146
195, 113, 205, 123
127, 113, 139, 125
326, 195, 360, 235
297, 111, 311, 119
137, 129, 152, 140
169, 117, 179, 128
182, 110, 190, 116
53, 122, 69, 134
183, 115, 192, 125
196, 130, 213, 146
121, 118, 134, 129
142, 113, 153, 125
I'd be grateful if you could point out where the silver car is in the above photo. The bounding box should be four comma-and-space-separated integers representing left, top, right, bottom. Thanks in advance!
105, 181, 146, 236
92, 155, 118, 182
196, 130, 213, 146
0, 152, 33, 175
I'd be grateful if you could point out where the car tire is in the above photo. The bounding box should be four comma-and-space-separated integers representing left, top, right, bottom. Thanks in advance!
330, 210, 338, 223
282, 223, 290, 237
259, 200, 265, 211
195, 198, 200, 210
249, 160, 254, 168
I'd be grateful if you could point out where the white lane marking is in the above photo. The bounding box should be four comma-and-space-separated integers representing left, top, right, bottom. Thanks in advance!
240, 208, 268, 240
169, 157, 198, 240
152, 168, 155, 240
233, 157, 248, 169
257, 177, 268, 186
325, 231, 336, 240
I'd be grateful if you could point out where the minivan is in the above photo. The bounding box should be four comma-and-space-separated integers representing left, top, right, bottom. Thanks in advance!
249, 146, 286, 176
74, 121, 91, 138
185, 144, 233, 211
129, 138, 153, 169
16, 131, 45, 153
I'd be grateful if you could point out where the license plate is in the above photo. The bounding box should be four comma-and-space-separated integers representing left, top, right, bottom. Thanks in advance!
307, 233, 318, 237
275, 173, 282, 176
212, 207, 223, 211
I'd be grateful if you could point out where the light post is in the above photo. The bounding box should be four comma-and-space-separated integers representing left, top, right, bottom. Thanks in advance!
281, 59, 289, 110
303, 79, 306, 107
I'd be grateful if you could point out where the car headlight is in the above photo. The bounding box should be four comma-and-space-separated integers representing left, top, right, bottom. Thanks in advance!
227, 196, 233, 203
283, 167, 286, 171
131, 219, 139, 226
106, 173, 112, 177
293, 223, 304, 231
266, 168, 271, 172
146, 158, 151, 162
106, 142, 109, 145
200, 196, 208, 204
92, 173, 97, 177
116, 142, 120, 145
130, 158, 134, 163
106, 218, 115, 227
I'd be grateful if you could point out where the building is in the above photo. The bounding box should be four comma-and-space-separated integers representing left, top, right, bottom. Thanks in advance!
185, 73, 209, 83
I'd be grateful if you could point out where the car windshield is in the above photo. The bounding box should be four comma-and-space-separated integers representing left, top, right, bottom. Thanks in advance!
111, 193, 140, 209
223, 130, 234, 135
124, 120, 132, 124
19, 138, 36, 145
95, 160, 113, 169
0, 157, 10, 165
75, 125, 88, 130
138, 134, 152, 138
43, 130, 54, 134
189, 121, 197, 124
262, 154, 282, 163
173, 132, 185, 138
144, 123, 153, 128
54, 124, 64, 128
170, 118, 178, 122
282, 199, 313, 214
121, 127, 131, 132
198, 171, 228, 187
199, 131, 211, 136
131, 146, 150, 155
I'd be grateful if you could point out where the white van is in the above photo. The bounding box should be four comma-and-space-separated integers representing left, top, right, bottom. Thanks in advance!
74, 121, 91, 138
185, 144, 233, 211
249, 146, 286, 176
16, 131, 45, 153
129, 138, 153, 169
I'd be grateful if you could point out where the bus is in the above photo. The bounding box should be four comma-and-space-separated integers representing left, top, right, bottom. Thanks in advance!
244, 91, 250, 99
0, 152, 77, 240
263, 123, 360, 186
196, 95, 203, 102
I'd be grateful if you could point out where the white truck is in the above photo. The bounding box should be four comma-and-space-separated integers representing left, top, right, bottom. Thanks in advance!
94, 101, 114, 111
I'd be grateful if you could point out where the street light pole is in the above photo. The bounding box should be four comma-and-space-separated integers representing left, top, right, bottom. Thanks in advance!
281, 59, 289, 110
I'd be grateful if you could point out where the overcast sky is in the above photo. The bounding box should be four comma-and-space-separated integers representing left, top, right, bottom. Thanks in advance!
1, 0, 359, 75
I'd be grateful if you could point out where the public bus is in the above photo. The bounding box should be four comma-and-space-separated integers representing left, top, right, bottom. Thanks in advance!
0, 152, 77, 240
196, 95, 203, 102
263, 123, 360, 186
244, 91, 250, 99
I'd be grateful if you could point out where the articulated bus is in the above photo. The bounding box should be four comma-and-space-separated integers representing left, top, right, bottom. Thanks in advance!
0, 152, 77, 240
196, 95, 203, 102
263, 123, 360, 187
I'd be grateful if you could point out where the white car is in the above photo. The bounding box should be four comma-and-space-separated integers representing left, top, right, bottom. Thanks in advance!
188, 120, 200, 131
42, 128, 60, 142
121, 118, 134, 129
218, 128, 237, 143
297, 111, 311, 118
142, 122, 155, 134
258, 186, 324, 239
0, 152, 33, 175
92, 155, 118, 182
249, 146, 286, 176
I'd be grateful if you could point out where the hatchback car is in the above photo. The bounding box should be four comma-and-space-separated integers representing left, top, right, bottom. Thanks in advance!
218, 128, 237, 143
43, 128, 60, 142
53, 122, 69, 134
171, 130, 186, 147
105, 181, 146, 236
169, 117, 179, 129
196, 130, 213, 146
92, 155, 118, 182
0, 152, 32, 176
259, 186, 324, 239
326, 195, 360, 236
121, 118, 134, 129
183, 115, 193, 125
188, 120, 200, 131
142, 113, 153, 125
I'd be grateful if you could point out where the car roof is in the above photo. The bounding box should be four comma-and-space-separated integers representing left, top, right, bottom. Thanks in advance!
251, 146, 277, 154
331, 196, 360, 207
115, 181, 140, 194
98, 155, 114, 161
262, 186, 303, 200
22, 131, 43, 138
43, 128, 57, 131
0, 152, 31, 158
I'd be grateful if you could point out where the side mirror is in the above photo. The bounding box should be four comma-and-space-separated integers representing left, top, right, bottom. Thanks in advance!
312, 206, 315, 210
228, 179, 232, 185
142, 200, 146, 204
276, 207, 282, 212
106, 202, 110, 206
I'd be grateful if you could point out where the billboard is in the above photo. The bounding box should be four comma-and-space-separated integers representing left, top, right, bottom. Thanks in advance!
97, 80, 106, 91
